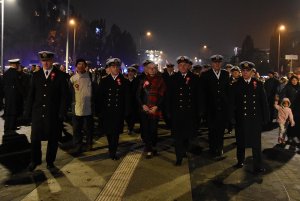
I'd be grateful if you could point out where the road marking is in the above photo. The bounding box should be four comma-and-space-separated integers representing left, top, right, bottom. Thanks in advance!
20, 157, 107, 201
95, 151, 142, 201
123, 174, 191, 201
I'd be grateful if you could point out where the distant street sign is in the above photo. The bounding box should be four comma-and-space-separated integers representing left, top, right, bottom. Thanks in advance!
285, 55, 298, 60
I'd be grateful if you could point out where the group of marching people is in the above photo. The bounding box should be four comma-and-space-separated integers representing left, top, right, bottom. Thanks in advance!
2, 50, 300, 173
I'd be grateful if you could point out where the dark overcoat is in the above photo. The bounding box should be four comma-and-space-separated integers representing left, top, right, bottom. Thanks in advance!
26, 68, 68, 141
3, 68, 23, 116
229, 78, 269, 147
97, 74, 130, 134
128, 77, 139, 118
167, 71, 200, 138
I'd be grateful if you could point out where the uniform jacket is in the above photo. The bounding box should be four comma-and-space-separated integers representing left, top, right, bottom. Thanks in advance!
128, 77, 139, 116
229, 77, 269, 147
167, 71, 200, 136
229, 78, 269, 124
26, 67, 68, 141
97, 74, 130, 134
200, 69, 230, 121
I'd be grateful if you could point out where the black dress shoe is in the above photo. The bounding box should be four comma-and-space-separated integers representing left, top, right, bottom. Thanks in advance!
175, 159, 182, 166
47, 163, 56, 169
254, 168, 266, 173
152, 150, 159, 156
110, 155, 120, 160
145, 152, 153, 159
28, 163, 38, 172
233, 162, 244, 168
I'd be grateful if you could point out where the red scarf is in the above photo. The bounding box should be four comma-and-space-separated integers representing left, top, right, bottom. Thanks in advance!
143, 75, 166, 118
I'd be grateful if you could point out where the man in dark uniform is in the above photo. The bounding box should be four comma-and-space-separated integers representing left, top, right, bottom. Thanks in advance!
97, 58, 130, 160
167, 56, 200, 165
192, 65, 203, 77
229, 61, 269, 173
200, 55, 230, 158
162, 63, 175, 79
3, 59, 23, 134
125, 65, 139, 134
26, 51, 68, 171
161, 63, 175, 128
225, 64, 233, 74
230, 66, 241, 82
226, 66, 241, 134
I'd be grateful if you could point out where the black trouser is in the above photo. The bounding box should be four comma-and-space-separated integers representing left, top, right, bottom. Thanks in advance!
72, 115, 93, 147
174, 135, 189, 160
4, 115, 17, 133
31, 138, 58, 165
208, 123, 225, 154
162, 108, 171, 128
106, 132, 119, 156
140, 113, 158, 152
208, 113, 226, 154
236, 139, 262, 169
125, 114, 135, 132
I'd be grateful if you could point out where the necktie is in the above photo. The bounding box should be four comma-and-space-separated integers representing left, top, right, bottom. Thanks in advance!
45, 70, 49, 76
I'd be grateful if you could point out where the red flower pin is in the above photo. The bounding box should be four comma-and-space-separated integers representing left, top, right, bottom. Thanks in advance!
185, 77, 190, 85
253, 80, 257, 89
50, 72, 56, 80
116, 78, 122, 85
74, 84, 79, 90
143, 80, 150, 88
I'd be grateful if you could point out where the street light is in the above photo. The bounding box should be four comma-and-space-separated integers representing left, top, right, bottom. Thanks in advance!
139, 31, 152, 63
277, 25, 285, 74
0, 0, 15, 74
69, 19, 76, 64
65, 0, 70, 72
139, 31, 152, 50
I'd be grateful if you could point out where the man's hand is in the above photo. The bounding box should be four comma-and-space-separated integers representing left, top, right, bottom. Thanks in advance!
142, 105, 150, 112
149, 106, 158, 114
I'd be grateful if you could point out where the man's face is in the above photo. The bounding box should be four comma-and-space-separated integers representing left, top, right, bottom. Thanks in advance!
167, 67, 174, 74
226, 67, 231, 73
41, 59, 53, 70
178, 62, 188, 74
10, 63, 19, 69
212, 61, 222, 71
60, 65, 66, 72
146, 63, 157, 76
291, 78, 299, 86
105, 67, 111, 75
110, 65, 120, 76
76, 62, 86, 74
242, 69, 252, 80
232, 71, 240, 79
127, 69, 136, 79
268, 73, 274, 78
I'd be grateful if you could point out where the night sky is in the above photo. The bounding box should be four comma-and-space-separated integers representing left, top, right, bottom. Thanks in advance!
72, 0, 300, 62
